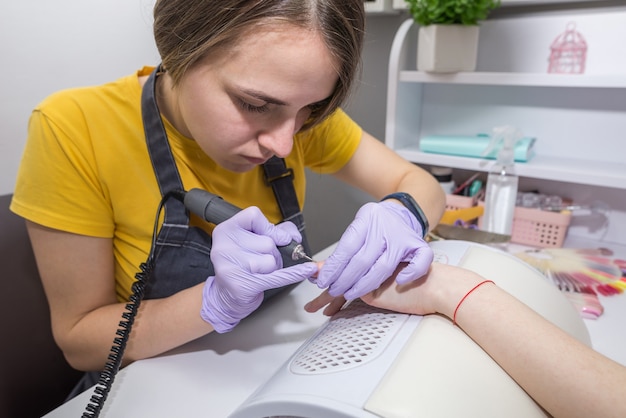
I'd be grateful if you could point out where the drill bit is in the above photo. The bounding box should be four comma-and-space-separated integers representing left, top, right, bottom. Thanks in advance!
291, 243, 315, 262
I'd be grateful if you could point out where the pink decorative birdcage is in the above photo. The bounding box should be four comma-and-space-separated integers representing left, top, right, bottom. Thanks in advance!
548, 22, 587, 74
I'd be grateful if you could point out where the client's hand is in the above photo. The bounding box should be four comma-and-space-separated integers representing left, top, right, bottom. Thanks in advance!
361, 263, 486, 319
315, 200, 433, 300
201, 207, 318, 333
307, 262, 487, 319
304, 263, 412, 316
304, 289, 347, 317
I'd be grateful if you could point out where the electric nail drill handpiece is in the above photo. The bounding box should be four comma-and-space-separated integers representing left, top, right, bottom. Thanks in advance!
174, 188, 313, 262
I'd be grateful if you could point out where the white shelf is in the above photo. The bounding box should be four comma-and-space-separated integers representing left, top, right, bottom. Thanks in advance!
399, 71, 626, 88
385, 18, 626, 191
396, 149, 626, 189
365, 0, 398, 14
392, 0, 596, 9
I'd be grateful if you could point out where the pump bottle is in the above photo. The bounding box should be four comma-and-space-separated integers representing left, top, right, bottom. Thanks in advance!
482, 126, 522, 235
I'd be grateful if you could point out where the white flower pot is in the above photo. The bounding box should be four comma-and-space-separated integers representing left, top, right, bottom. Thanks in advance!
417, 24, 479, 73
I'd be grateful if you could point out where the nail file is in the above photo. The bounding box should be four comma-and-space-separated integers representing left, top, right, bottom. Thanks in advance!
430, 223, 510, 244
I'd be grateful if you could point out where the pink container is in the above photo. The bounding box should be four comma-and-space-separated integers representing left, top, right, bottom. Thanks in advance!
475, 201, 572, 248
510, 206, 572, 248
445, 194, 476, 211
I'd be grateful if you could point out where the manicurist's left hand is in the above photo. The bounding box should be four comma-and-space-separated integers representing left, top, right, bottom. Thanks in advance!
314, 200, 433, 300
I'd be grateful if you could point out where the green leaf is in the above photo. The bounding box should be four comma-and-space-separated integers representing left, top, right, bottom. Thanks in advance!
405, 0, 501, 26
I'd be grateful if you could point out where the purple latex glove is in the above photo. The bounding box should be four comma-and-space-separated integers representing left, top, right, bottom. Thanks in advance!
315, 200, 433, 300
201, 206, 318, 333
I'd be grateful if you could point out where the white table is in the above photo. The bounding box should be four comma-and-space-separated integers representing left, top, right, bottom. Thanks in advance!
44, 243, 626, 418
44, 247, 336, 418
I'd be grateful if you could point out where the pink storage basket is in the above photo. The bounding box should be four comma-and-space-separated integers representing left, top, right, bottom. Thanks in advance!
445, 194, 476, 211
477, 202, 572, 248
510, 206, 571, 248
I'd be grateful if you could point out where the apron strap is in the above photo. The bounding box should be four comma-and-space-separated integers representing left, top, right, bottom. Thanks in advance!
141, 65, 188, 225
262, 156, 311, 255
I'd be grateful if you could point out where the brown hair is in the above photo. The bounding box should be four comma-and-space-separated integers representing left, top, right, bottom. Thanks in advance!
153, 0, 364, 129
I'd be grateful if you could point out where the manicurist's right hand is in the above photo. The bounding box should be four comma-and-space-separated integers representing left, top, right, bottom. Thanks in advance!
200, 207, 318, 333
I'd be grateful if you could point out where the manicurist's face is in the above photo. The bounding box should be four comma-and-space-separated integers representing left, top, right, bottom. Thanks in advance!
168, 24, 339, 172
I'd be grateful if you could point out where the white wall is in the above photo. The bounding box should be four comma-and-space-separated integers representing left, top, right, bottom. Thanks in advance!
3, 2, 621, 252
0, 0, 390, 252
0, 0, 159, 195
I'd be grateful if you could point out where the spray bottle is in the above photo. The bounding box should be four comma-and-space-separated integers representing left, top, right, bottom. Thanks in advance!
482, 126, 523, 235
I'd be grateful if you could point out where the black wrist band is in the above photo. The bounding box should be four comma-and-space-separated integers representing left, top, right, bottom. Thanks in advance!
381, 192, 429, 238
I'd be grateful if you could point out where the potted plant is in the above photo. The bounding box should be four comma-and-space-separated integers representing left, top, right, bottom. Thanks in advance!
405, 0, 501, 73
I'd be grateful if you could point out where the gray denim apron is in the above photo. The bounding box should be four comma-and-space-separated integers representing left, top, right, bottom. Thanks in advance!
70, 65, 310, 401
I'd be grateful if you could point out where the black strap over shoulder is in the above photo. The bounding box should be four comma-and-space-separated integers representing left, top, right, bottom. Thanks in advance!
262, 156, 311, 255
262, 156, 299, 221
141, 65, 188, 225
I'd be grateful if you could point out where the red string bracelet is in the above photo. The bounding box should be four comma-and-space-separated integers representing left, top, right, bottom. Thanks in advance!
453, 280, 495, 325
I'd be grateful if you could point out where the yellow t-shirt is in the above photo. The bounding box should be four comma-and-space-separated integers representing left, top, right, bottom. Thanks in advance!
11, 66, 362, 301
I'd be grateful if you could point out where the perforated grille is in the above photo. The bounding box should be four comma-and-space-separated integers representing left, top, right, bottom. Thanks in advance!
289, 299, 410, 375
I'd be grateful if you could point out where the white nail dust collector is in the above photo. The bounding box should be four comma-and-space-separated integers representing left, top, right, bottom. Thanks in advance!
230, 240, 590, 418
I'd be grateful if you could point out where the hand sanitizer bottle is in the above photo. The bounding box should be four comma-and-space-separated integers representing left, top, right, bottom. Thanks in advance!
482, 126, 522, 235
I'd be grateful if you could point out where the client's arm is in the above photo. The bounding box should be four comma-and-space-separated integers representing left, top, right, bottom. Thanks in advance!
356, 263, 626, 418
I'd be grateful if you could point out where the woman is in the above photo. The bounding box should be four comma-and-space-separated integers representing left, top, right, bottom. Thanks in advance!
306, 262, 626, 418
10, 0, 445, 375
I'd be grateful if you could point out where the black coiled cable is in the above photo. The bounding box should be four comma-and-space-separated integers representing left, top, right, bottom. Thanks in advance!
81, 192, 176, 417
